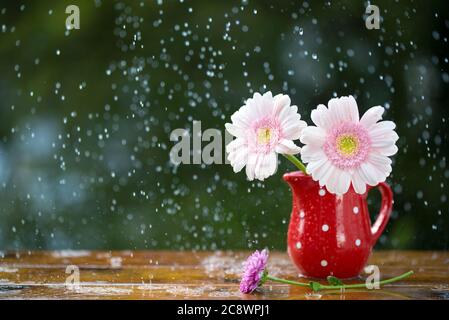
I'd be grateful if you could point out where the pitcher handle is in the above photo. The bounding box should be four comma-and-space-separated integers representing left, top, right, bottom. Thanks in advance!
370, 182, 393, 246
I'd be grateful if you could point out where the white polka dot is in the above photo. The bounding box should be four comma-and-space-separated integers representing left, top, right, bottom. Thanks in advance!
353, 206, 359, 214
318, 189, 326, 197
355, 239, 361, 246
295, 242, 302, 249
299, 210, 305, 218
321, 224, 329, 232
320, 260, 328, 267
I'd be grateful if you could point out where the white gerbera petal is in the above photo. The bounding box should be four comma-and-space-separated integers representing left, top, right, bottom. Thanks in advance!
275, 139, 301, 155
273, 94, 291, 116
266, 152, 279, 178
278, 104, 297, 125
328, 96, 360, 124
318, 164, 337, 188
301, 145, 326, 163
246, 92, 264, 118
229, 150, 248, 173
342, 96, 360, 122
328, 96, 359, 124
311, 104, 332, 130
336, 171, 352, 195
306, 156, 328, 176
376, 144, 398, 156
300, 126, 326, 146
323, 166, 351, 195
255, 152, 278, 180
231, 107, 252, 128
352, 169, 367, 194
258, 91, 274, 115
282, 117, 307, 140
360, 106, 385, 130
325, 167, 343, 194
327, 98, 343, 126
370, 120, 396, 135
311, 160, 331, 182
369, 152, 392, 166
225, 123, 245, 138
369, 121, 399, 149
226, 137, 246, 153
227, 139, 248, 173
245, 153, 258, 181
371, 139, 398, 149
360, 162, 384, 186
368, 154, 392, 177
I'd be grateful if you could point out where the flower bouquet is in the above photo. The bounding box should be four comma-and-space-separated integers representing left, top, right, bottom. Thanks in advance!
225, 92, 413, 293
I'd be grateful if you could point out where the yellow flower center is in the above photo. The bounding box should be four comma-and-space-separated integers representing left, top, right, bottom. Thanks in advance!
257, 128, 272, 144
336, 134, 359, 157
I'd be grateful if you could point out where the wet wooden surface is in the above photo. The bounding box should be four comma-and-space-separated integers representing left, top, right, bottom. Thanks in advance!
0, 250, 448, 300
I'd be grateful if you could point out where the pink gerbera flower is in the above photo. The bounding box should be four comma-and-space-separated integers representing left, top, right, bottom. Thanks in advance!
300, 96, 399, 195
226, 92, 307, 181
239, 249, 269, 294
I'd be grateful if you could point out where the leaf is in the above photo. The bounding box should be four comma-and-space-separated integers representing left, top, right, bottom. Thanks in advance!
309, 281, 321, 292
327, 276, 344, 286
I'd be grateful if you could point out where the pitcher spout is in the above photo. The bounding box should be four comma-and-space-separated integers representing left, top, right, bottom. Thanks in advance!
283, 171, 309, 186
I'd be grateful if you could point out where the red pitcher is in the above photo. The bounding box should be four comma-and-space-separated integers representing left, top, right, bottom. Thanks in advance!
283, 171, 393, 279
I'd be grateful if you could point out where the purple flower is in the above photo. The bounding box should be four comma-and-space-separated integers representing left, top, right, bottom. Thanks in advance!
239, 249, 269, 294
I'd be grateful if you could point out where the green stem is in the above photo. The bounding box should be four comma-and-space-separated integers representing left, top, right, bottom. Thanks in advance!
282, 154, 307, 174
267, 271, 414, 291
266, 275, 310, 287
319, 271, 414, 290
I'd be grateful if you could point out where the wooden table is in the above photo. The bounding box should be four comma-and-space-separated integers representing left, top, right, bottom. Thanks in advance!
0, 250, 448, 300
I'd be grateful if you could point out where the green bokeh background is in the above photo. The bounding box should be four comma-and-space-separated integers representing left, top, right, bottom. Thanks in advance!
0, 0, 448, 250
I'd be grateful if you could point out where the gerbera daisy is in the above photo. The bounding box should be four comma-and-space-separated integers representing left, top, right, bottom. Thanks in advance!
300, 96, 398, 195
225, 91, 307, 181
